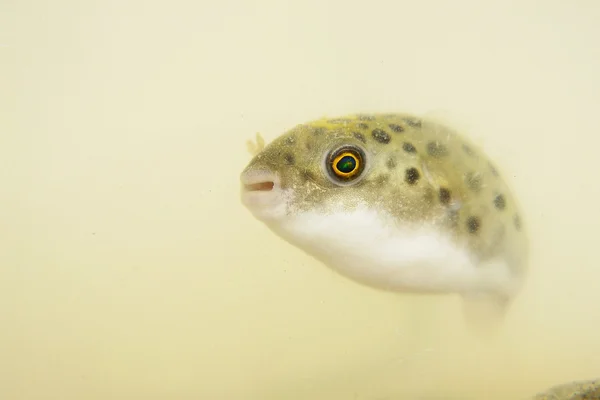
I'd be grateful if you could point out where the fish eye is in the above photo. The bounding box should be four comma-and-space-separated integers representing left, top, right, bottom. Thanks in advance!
325, 145, 366, 184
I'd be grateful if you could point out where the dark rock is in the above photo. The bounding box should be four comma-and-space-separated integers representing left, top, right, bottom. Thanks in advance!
532, 379, 600, 399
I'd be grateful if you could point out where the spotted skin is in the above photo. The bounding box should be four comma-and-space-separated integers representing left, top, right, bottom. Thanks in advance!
241, 113, 529, 329
244, 113, 526, 268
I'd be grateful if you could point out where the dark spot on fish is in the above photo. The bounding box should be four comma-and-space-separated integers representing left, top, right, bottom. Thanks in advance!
353, 131, 366, 143
402, 142, 417, 153
386, 157, 396, 169
465, 172, 483, 192
439, 187, 451, 205
305, 141, 313, 150
357, 123, 369, 130
494, 194, 506, 210
284, 153, 295, 165
405, 167, 420, 185
404, 118, 422, 128
466, 216, 481, 234
372, 129, 391, 144
389, 124, 404, 133
427, 141, 448, 157
514, 215, 522, 231
312, 127, 326, 135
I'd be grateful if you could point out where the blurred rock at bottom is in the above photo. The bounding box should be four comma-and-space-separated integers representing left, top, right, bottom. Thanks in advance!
532, 379, 599, 400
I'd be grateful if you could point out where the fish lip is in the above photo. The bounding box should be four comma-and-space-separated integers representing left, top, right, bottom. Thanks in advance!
239, 170, 284, 217
240, 170, 279, 193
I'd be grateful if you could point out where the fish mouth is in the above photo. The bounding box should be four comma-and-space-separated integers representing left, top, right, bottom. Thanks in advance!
240, 170, 277, 193
240, 170, 285, 220
240, 169, 289, 222
243, 181, 275, 192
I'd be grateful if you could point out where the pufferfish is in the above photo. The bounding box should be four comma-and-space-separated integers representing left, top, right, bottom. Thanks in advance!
240, 113, 529, 331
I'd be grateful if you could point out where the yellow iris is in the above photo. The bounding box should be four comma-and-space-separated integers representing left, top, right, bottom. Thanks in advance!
332, 152, 360, 178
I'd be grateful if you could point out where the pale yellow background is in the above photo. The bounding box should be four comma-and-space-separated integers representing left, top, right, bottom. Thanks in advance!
1, 1, 599, 399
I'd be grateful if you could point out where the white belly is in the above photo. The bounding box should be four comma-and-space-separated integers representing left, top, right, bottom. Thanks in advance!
271, 208, 514, 296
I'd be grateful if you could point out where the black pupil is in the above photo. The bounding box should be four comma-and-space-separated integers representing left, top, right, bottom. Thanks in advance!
336, 155, 356, 173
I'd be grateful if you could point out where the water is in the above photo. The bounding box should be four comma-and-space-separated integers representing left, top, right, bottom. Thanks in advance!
1, 1, 599, 399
